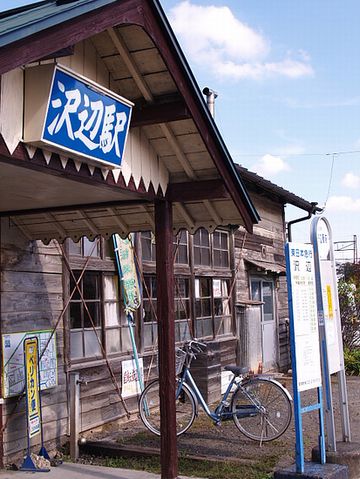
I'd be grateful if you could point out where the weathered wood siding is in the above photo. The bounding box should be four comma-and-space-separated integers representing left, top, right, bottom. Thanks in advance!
0, 218, 67, 462
234, 192, 291, 372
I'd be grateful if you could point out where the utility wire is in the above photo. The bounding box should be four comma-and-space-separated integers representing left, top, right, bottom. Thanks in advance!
322, 152, 336, 211
236, 149, 360, 158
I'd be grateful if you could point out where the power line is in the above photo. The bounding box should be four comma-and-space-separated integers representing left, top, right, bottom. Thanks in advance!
236, 149, 360, 158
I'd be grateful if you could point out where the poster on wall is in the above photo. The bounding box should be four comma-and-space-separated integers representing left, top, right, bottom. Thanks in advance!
121, 358, 144, 398
2, 330, 57, 398
24, 338, 41, 438
285, 243, 322, 392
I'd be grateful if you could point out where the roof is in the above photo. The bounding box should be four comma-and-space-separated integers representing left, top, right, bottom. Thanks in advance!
236, 164, 321, 213
244, 258, 286, 275
0, 0, 260, 242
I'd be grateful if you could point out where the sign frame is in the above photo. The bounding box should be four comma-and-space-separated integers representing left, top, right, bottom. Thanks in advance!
40, 64, 133, 169
285, 242, 325, 473
311, 215, 351, 451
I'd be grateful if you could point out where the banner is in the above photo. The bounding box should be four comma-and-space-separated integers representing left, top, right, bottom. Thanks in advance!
113, 234, 141, 313
24, 338, 41, 438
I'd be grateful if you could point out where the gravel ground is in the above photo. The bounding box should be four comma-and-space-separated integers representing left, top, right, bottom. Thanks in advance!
83, 375, 360, 470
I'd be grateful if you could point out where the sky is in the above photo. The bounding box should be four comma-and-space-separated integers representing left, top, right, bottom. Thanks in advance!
1, 0, 360, 259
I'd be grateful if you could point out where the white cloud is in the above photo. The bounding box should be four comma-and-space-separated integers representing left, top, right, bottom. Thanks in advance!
326, 195, 360, 212
342, 172, 360, 189
169, 1, 313, 81
252, 154, 290, 178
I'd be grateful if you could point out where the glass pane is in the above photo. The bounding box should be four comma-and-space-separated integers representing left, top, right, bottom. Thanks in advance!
70, 273, 81, 300
194, 246, 201, 265
104, 239, 115, 259
200, 277, 211, 296
178, 245, 188, 264
144, 324, 154, 348
221, 251, 229, 267
104, 275, 118, 300
83, 274, 99, 299
104, 302, 120, 327
141, 234, 152, 261
251, 281, 261, 301
68, 239, 81, 256
263, 282, 274, 319
202, 229, 210, 247
70, 303, 82, 329
213, 250, 221, 267
121, 327, 132, 352
213, 232, 220, 249
194, 230, 201, 246
223, 317, 232, 335
70, 330, 83, 358
214, 298, 223, 316
221, 233, 228, 249
214, 317, 224, 336
203, 318, 213, 337
195, 299, 201, 317
151, 277, 157, 298
83, 238, 100, 257
84, 329, 102, 357
83, 302, 100, 327
203, 248, 210, 266
195, 321, 202, 338
106, 329, 121, 354
202, 299, 211, 317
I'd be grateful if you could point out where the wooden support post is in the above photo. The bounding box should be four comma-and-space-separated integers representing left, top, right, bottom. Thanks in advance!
69, 372, 80, 461
155, 199, 178, 479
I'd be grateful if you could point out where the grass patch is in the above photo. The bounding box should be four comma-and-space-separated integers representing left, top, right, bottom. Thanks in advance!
104, 453, 278, 479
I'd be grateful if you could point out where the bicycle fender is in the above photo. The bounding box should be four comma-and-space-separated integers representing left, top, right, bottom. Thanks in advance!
242, 377, 293, 401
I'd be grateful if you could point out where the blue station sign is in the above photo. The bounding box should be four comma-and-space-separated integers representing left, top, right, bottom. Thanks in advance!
42, 66, 133, 168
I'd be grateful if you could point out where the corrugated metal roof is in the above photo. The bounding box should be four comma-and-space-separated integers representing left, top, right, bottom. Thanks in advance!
236, 164, 321, 213
0, 0, 117, 48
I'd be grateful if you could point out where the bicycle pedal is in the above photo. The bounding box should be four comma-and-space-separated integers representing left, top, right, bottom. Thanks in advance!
213, 421, 221, 427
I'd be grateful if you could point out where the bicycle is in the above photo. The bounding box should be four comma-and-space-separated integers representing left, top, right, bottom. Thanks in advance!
139, 339, 292, 442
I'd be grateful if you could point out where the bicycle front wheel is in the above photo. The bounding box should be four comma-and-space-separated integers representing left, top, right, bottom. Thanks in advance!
231, 378, 292, 442
139, 379, 196, 436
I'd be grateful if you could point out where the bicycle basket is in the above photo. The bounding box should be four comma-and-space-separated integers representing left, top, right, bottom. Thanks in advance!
175, 348, 187, 375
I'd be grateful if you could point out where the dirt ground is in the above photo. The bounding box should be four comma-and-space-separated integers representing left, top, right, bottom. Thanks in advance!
83, 375, 360, 470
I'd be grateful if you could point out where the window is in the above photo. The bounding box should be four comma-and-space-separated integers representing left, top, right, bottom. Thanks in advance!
194, 228, 229, 268
251, 279, 274, 322
143, 275, 191, 347
68, 237, 101, 257
69, 271, 129, 360
195, 277, 231, 338
141, 232, 156, 262
194, 229, 211, 266
174, 230, 189, 265
213, 231, 229, 268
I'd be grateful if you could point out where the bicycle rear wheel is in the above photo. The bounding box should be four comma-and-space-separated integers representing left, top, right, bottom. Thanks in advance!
231, 378, 292, 442
139, 379, 196, 436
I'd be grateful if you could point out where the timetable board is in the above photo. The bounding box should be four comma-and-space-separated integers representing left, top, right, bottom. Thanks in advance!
2, 330, 57, 398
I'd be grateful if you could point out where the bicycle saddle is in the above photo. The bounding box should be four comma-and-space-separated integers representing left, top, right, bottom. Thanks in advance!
224, 365, 249, 376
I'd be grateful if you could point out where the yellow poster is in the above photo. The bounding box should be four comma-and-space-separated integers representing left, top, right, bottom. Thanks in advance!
24, 338, 41, 438
326, 284, 334, 319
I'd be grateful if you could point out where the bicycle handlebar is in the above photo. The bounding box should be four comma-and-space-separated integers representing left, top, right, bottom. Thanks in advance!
183, 339, 207, 354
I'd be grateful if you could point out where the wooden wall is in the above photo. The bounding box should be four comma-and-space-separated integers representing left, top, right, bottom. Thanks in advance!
234, 192, 291, 372
0, 218, 67, 462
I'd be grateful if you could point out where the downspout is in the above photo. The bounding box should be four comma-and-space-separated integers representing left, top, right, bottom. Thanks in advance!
287, 202, 319, 242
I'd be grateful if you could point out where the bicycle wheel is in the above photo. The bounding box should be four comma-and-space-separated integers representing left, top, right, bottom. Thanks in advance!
139, 379, 196, 436
231, 378, 292, 442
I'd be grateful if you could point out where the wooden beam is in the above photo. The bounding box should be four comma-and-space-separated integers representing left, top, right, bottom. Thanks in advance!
155, 199, 178, 479
131, 99, 191, 127
1, 199, 151, 218
107, 26, 153, 102
159, 123, 196, 180
167, 179, 229, 202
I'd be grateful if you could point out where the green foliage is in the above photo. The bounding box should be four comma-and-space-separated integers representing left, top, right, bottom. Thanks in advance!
343, 348, 360, 376
337, 263, 360, 351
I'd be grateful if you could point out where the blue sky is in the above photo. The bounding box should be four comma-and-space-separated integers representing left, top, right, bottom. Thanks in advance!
1, 0, 360, 256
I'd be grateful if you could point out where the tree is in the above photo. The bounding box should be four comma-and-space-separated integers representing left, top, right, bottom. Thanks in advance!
337, 262, 360, 350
